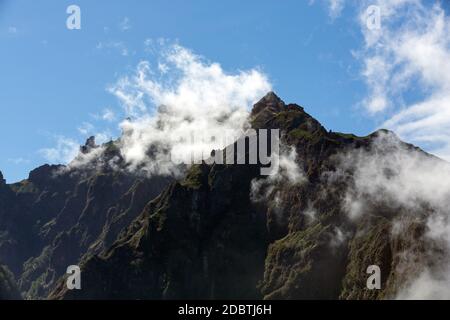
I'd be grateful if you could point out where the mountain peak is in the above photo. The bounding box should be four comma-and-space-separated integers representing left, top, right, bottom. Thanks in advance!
0, 171, 5, 186
251, 91, 285, 117
80, 136, 98, 154
262, 91, 282, 102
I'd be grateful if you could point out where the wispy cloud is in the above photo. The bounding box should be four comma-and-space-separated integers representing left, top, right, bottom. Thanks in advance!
77, 122, 94, 135
328, 131, 450, 299
119, 17, 131, 31
309, 0, 345, 18
7, 26, 17, 34
109, 43, 272, 176
7, 157, 30, 165
101, 108, 116, 122
90, 108, 117, 122
355, 1, 450, 161
327, 0, 345, 18
76, 120, 113, 143
96, 41, 129, 56
310, 0, 450, 299
39, 136, 80, 164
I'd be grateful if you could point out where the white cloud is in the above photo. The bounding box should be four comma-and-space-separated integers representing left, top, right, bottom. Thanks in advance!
357, 0, 450, 160
96, 41, 129, 56
313, 1, 450, 298
327, 0, 345, 18
7, 26, 17, 34
77, 122, 94, 135
277, 147, 305, 184
90, 108, 117, 122
251, 146, 305, 203
40, 127, 112, 168
66, 143, 108, 172
38, 44, 271, 177
7, 157, 30, 165
309, 0, 345, 19
119, 17, 131, 31
76, 120, 113, 144
303, 205, 317, 223
329, 131, 450, 299
101, 108, 116, 122
109, 43, 272, 176
39, 137, 80, 164
396, 268, 450, 300
337, 132, 450, 217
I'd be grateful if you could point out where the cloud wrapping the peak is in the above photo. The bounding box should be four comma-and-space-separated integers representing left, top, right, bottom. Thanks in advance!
109, 44, 272, 176
39, 137, 80, 164
329, 131, 450, 299
251, 146, 305, 203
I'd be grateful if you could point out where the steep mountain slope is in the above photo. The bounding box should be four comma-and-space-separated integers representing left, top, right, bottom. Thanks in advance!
47, 92, 443, 300
0, 141, 172, 299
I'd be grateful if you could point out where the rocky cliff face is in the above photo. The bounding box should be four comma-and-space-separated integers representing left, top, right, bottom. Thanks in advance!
0, 140, 172, 299
0, 92, 445, 300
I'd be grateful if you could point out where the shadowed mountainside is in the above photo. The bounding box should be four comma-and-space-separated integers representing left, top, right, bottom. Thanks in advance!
0, 263, 21, 300
0, 141, 172, 299
50, 93, 441, 299
0, 92, 443, 300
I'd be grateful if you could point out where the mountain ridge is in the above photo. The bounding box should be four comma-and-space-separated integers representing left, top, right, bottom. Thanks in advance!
0, 92, 444, 299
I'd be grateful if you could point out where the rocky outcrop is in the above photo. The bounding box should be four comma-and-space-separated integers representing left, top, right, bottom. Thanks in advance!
0, 171, 5, 186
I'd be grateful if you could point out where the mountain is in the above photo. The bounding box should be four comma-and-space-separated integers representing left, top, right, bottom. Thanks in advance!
0, 92, 446, 299
0, 140, 173, 299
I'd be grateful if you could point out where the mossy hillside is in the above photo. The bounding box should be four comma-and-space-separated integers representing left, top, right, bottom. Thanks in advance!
180, 164, 208, 189
53, 150, 266, 299
261, 223, 347, 299
0, 264, 21, 300
339, 216, 393, 300
10, 180, 39, 194
1, 135, 172, 299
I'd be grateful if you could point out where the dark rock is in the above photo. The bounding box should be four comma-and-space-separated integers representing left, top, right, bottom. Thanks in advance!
0, 171, 5, 186
0, 264, 21, 300
251, 91, 286, 117
80, 136, 98, 154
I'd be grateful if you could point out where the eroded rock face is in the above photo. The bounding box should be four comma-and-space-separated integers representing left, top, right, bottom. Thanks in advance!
0, 92, 444, 300
0, 264, 21, 300
0, 141, 173, 299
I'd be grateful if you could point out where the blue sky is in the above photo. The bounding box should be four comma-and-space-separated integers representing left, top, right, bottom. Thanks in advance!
1, 0, 449, 182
